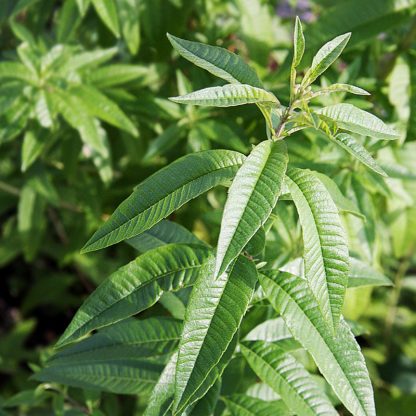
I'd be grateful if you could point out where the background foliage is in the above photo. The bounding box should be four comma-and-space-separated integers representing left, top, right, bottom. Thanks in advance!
1, 0, 416, 414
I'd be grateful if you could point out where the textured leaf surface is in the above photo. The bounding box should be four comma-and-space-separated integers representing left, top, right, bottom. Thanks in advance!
52, 317, 181, 364
241, 341, 337, 416
82, 150, 245, 252
292, 16, 305, 68
348, 258, 392, 288
260, 271, 376, 416
216, 140, 288, 277
167, 34, 262, 87
312, 83, 370, 98
170, 84, 279, 108
127, 220, 206, 253
317, 104, 399, 140
223, 394, 289, 416
286, 168, 349, 331
303, 33, 351, 86
174, 256, 257, 414
57, 244, 213, 347
333, 133, 387, 176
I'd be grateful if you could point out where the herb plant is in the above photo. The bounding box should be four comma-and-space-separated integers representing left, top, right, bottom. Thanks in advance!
32, 17, 401, 416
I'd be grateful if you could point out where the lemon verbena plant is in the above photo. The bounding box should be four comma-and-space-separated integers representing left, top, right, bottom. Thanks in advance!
36, 18, 398, 416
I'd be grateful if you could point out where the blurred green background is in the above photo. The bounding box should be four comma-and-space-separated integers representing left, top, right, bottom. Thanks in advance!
0, 0, 415, 414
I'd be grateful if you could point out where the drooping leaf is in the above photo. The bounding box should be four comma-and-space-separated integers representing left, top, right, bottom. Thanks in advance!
240, 341, 337, 416
222, 394, 290, 416
260, 271, 376, 416
170, 84, 279, 108
332, 133, 387, 176
348, 257, 393, 288
215, 140, 288, 277
127, 220, 206, 252
317, 103, 399, 140
286, 168, 349, 331
21, 129, 46, 172
82, 150, 245, 253
174, 256, 257, 414
57, 244, 213, 347
292, 16, 305, 68
117, 0, 141, 55
302, 33, 351, 86
91, 0, 120, 37
167, 34, 262, 88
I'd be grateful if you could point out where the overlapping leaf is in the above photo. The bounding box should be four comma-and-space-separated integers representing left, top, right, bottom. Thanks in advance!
332, 133, 387, 176
222, 394, 290, 416
167, 34, 262, 87
241, 341, 337, 416
215, 140, 288, 277
286, 168, 349, 331
174, 256, 257, 414
317, 103, 399, 140
260, 271, 376, 416
82, 150, 245, 253
57, 244, 213, 347
170, 84, 279, 108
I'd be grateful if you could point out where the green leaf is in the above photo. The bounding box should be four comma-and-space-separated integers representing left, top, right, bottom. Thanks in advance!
34, 354, 163, 394
167, 34, 262, 88
348, 257, 393, 288
144, 352, 178, 416
82, 150, 245, 253
311, 83, 370, 98
260, 271, 376, 416
72, 85, 138, 136
302, 33, 351, 86
317, 103, 399, 140
170, 84, 279, 108
57, 244, 213, 347
76, 0, 91, 16
21, 129, 46, 172
117, 0, 140, 55
174, 256, 257, 414
292, 16, 305, 68
49, 317, 181, 365
332, 133, 387, 176
240, 341, 337, 416
127, 220, 206, 252
91, 0, 120, 37
0, 62, 36, 84
215, 140, 288, 277
61, 47, 118, 73
286, 168, 349, 331
223, 394, 289, 416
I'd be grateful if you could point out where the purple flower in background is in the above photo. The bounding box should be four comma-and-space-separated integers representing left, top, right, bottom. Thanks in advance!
276, 0, 315, 23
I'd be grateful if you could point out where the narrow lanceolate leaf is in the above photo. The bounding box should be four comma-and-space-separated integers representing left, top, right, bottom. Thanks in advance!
0, 62, 37, 84
223, 394, 290, 416
286, 168, 349, 331
260, 271, 375, 416
34, 357, 162, 395
127, 220, 206, 253
144, 353, 178, 416
292, 16, 305, 68
167, 34, 262, 88
332, 133, 387, 176
302, 33, 351, 86
348, 257, 392, 288
241, 341, 337, 416
317, 103, 399, 140
170, 84, 279, 108
57, 244, 213, 347
52, 317, 181, 365
174, 256, 257, 414
91, 0, 120, 37
311, 83, 370, 98
215, 140, 288, 277
82, 150, 245, 253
